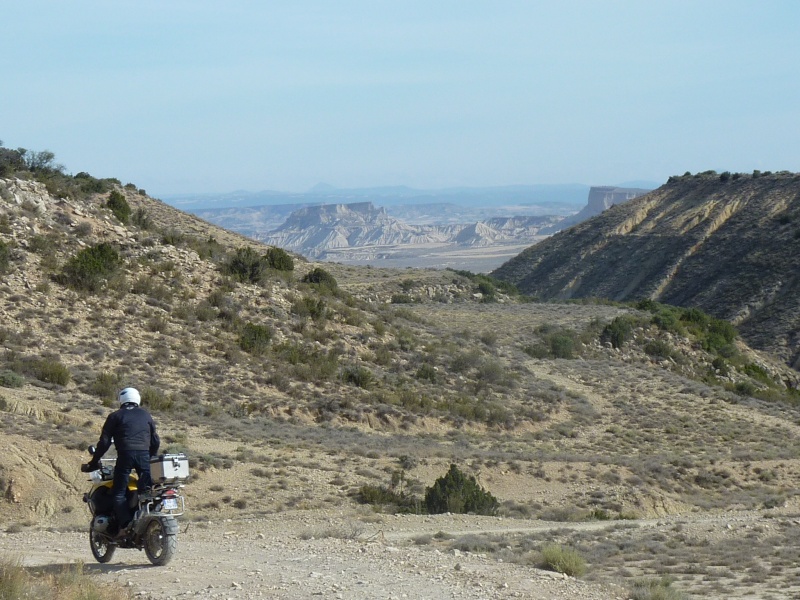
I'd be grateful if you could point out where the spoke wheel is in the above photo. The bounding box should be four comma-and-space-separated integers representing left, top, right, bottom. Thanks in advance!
89, 528, 115, 563
143, 519, 177, 566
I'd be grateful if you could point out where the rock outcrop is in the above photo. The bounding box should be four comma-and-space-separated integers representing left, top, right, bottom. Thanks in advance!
258, 202, 561, 259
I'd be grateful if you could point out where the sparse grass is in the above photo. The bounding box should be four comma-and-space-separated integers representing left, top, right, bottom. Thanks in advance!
539, 543, 587, 577
629, 577, 689, 600
0, 558, 130, 600
0, 370, 24, 388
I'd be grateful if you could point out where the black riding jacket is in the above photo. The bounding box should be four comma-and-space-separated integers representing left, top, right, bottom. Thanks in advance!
93, 403, 160, 461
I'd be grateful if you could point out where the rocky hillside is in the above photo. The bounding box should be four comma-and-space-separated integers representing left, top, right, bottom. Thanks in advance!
493, 172, 800, 369
258, 201, 559, 259
4, 167, 800, 598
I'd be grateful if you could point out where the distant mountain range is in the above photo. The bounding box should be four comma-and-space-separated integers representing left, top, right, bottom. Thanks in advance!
186, 184, 654, 271
492, 172, 800, 369
164, 183, 597, 211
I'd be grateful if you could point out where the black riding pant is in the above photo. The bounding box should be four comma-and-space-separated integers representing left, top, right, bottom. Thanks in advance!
112, 451, 153, 529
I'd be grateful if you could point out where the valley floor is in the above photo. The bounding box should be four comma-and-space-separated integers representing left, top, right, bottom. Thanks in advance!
5, 508, 800, 599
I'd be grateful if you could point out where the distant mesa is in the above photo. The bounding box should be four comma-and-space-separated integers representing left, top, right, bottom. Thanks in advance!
540, 186, 651, 234
257, 201, 560, 261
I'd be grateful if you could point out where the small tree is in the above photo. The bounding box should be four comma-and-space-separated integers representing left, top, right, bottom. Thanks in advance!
21, 149, 62, 173
0, 146, 25, 176
265, 247, 294, 271
225, 247, 266, 284
0, 240, 10, 274
601, 316, 635, 349
424, 464, 498, 515
239, 322, 273, 355
107, 190, 131, 224
302, 267, 337, 291
549, 332, 575, 359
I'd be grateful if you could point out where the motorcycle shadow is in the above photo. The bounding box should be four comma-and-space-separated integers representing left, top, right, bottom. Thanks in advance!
27, 561, 159, 575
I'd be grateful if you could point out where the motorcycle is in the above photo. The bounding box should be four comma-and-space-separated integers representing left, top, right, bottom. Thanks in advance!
81, 446, 189, 566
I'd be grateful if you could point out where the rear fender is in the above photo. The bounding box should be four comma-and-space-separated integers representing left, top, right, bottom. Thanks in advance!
134, 515, 179, 537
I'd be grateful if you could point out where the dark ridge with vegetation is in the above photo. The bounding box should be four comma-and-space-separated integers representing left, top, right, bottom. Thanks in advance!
492, 171, 800, 370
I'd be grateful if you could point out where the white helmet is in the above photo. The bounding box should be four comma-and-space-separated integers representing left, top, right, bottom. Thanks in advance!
118, 387, 141, 406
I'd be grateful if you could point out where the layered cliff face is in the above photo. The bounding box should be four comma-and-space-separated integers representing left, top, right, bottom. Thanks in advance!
492, 173, 800, 368
258, 202, 560, 259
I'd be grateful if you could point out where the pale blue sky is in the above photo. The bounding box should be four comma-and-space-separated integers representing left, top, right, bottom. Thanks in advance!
2, 1, 799, 196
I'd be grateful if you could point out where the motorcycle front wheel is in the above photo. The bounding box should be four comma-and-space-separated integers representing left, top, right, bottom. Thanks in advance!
143, 518, 177, 566
89, 529, 115, 563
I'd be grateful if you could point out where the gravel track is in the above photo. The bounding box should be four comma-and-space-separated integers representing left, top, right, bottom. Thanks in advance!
0, 511, 630, 600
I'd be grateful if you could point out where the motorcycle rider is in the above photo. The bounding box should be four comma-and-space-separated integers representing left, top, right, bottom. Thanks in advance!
84, 387, 160, 538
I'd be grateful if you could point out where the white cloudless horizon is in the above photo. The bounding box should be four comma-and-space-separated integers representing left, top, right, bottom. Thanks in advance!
2, 1, 799, 197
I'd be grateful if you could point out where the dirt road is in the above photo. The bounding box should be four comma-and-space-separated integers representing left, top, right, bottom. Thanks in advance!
1, 511, 628, 600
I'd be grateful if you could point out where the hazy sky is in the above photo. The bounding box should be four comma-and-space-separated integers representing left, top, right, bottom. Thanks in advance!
2, 1, 799, 196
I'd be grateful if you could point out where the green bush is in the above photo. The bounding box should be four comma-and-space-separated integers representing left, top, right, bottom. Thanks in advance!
239, 322, 273, 355
131, 207, 152, 230
549, 333, 575, 359
416, 363, 438, 382
703, 318, 737, 354
75, 172, 113, 194
424, 464, 498, 516
711, 356, 730, 376
448, 270, 519, 296
107, 190, 131, 224
477, 280, 496, 301
186, 235, 225, 261
90, 371, 121, 402
34, 359, 71, 386
224, 247, 266, 284
341, 365, 373, 388
291, 295, 327, 321
644, 339, 674, 359
0, 370, 24, 388
680, 307, 707, 325
741, 363, 774, 385
141, 387, 174, 411
651, 310, 683, 335
391, 293, 414, 304
600, 316, 637, 349
540, 544, 587, 577
522, 343, 549, 359
302, 267, 338, 291
639, 301, 738, 357
60, 243, 122, 292
0, 240, 10, 274
629, 577, 688, 600
356, 484, 422, 513
265, 247, 294, 271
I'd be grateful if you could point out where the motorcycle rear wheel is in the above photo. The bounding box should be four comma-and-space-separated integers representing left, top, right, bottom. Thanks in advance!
89, 529, 115, 563
143, 518, 177, 566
